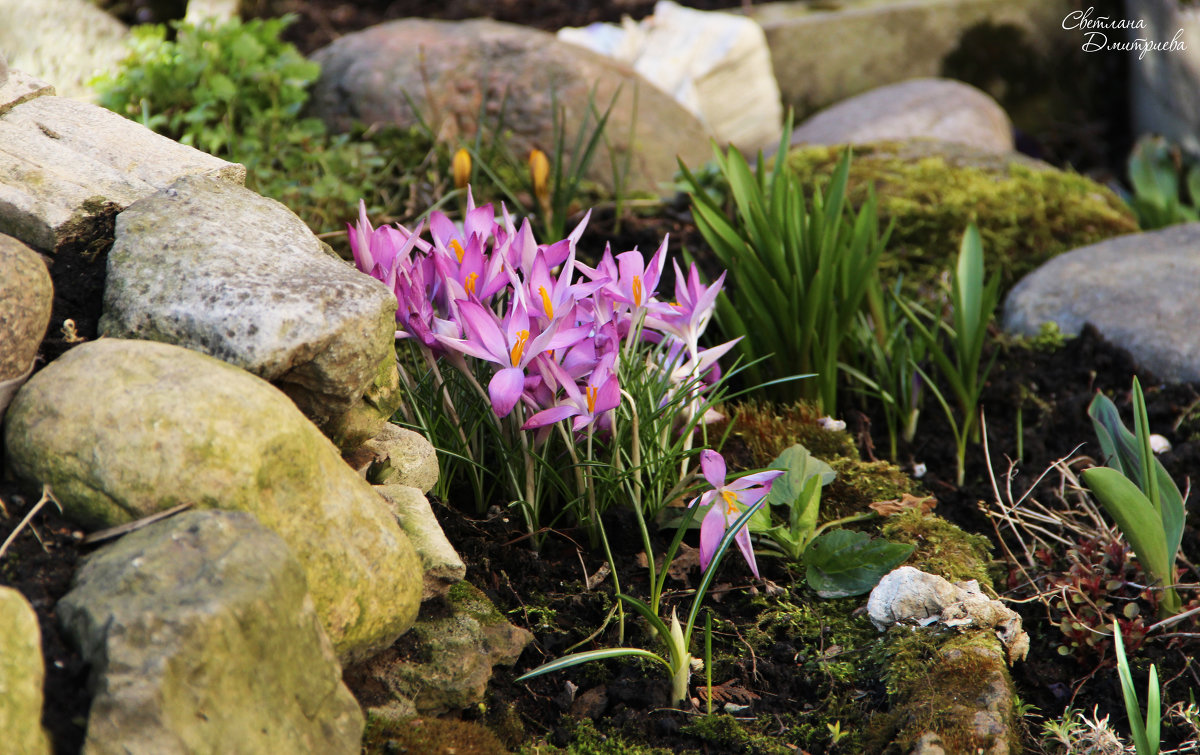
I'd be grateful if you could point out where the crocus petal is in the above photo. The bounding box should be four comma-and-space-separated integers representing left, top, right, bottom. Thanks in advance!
522, 404, 579, 430
698, 503, 727, 573
726, 469, 785, 490
488, 367, 526, 418
700, 449, 727, 489
732, 516, 761, 578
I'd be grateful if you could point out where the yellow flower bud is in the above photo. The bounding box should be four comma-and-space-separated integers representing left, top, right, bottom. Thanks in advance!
452, 147, 471, 189
528, 148, 550, 202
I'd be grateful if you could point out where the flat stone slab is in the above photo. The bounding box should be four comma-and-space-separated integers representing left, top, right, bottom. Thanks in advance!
1003, 223, 1200, 383
0, 95, 244, 252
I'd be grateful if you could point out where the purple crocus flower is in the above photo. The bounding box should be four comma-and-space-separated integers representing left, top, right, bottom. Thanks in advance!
688, 450, 783, 578
435, 299, 588, 418
524, 350, 620, 432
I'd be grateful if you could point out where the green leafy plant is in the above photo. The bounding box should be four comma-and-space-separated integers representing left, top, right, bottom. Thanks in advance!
514, 487, 762, 707
679, 118, 891, 410
1081, 378, 1185, 617
896, 224, 1001, 486
748, 444, 913, 597
1113, 619, 1161, 755
1126, 135, 1200, 230
843, 279, 927, 461
91, 16, 443, 238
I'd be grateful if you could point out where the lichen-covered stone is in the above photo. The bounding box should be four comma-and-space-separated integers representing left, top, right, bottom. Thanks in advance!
4, 339, 421, 662
0, 587, 51, 755
785, 140, 1138, 290
375, 484, 465, 600
346, 582, 532, 717
100, 174, 397, 446
59, 510, 364, 755
350, 424, 440, 492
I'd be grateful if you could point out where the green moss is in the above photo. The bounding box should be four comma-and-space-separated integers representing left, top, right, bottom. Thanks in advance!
866, 630, 1017, 754
822, 458, 920, 521
681, 714, 793, 755
881, 509, 994, 587
786, 141, 1138, 291
720, 400, 859, 470
363, 713, 509, 755
446, 581, 506, 625
521, 718, 673, 754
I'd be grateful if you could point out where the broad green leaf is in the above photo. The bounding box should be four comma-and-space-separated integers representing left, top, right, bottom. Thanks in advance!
1087, 389, 1185, 563
1080, 467, 1171, 587
803, 529, 915, 598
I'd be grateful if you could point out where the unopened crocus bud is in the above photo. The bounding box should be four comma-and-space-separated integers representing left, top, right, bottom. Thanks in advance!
528, 148, 550, 202
452, 147, 471, 189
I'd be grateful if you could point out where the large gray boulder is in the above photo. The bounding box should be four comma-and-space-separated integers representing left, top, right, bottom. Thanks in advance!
0, 234, 51, 422
307, 18, 713, 196
0, 89, 243, 254
1003, 223, 1200, 383
0, 586, 51, 755
4, 338, 422, 662
790, 78, 1013, 153
59, 510, 364, 755
100, 174, 401, 447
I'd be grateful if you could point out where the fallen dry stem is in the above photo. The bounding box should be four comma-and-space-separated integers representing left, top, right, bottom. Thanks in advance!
0, 485, 62, 561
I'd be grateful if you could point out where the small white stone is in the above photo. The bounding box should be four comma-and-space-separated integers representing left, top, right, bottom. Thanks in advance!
912, 462, 927, 479
818, 416, 846, 432
1150, 434, 1172, 454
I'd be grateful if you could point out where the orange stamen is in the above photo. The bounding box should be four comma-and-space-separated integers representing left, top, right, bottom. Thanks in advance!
509, 330, 530, 367
465, 272, 479, 295
586, 385, 598, 414
450, 238, 465, 262
632, 275, 643, 306
539, 285, 554, 318
721, 489, 739, 515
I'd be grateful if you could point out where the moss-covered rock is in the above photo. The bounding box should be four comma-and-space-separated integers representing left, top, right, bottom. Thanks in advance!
786, 139, 1138, 290
721, 399, 859, 469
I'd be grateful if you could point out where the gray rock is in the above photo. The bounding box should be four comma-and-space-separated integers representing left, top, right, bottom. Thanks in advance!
347, 582, 532, 717
5, 339, 422, 663
59, 510, 364, 755
0, 68, 55, 116
307, 18, 713, 196
348, 424, 440, 492
0, 0, 129, 102
791, 78, 1013, 153
0, 587, 51, 755
376, 484, 465, 600
0, 234, 51, 421
0, 95, 244, 253
100, 174, 399, 447
1128, 0, 1200, 155
1003, 224, 1200, 383
749, 0, 1076, 119
0, 50, 7, 87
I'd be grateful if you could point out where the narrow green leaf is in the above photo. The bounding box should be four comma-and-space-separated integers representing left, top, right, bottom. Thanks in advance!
514, 647, 671, 683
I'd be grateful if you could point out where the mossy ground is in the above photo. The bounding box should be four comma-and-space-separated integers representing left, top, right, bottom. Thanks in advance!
786, 141, 1139, 293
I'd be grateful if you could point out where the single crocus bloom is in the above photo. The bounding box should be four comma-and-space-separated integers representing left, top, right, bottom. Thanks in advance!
689, 449, 783, 578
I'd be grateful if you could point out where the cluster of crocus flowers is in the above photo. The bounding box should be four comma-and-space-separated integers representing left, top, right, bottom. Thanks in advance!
349, 192, 767, 573
348, 192, 737, 438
